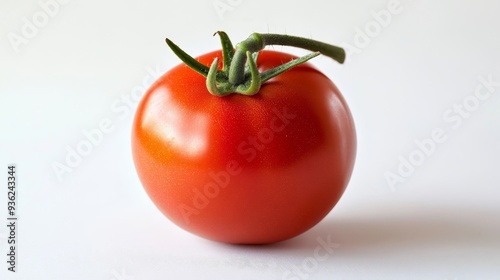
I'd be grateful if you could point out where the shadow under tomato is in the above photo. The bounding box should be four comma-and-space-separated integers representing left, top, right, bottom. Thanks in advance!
272, 203, 500, 255
214, 202, 500, 257
189, 202, 497, 279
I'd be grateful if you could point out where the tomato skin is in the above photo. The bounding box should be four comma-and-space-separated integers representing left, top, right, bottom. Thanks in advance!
132, 50, 356, 244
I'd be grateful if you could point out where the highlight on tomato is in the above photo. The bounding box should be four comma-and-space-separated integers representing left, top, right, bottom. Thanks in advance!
131, 31, 356, 244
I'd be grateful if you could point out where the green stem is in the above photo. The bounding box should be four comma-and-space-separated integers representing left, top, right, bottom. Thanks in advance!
228, 33, 345, 85
214, 31, 234, 74
165, 31, 345, 96
261, 34, 345, 63
165, 38, 226, 82
166, 38, 210, 77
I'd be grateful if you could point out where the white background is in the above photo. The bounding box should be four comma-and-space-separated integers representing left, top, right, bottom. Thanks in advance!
1, 0, 500, 279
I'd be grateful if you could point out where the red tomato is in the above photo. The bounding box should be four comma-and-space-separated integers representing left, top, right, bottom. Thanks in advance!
131, 50, 356, 244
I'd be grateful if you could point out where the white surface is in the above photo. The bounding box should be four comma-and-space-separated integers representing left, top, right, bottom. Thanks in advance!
1, 0, 500, 279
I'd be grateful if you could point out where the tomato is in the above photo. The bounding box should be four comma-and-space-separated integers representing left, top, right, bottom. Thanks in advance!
132, 47, 356, 244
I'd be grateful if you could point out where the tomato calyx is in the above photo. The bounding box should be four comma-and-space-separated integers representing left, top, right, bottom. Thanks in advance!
165, 31, 346, 96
